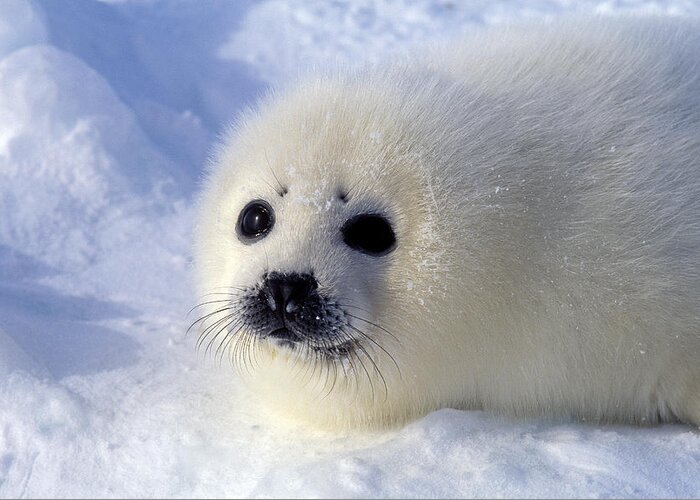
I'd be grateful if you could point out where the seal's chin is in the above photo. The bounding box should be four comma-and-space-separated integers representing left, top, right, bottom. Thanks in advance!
264, 327, 354, 359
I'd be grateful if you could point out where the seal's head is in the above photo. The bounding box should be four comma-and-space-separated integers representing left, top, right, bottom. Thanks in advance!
193, 72, 471, 428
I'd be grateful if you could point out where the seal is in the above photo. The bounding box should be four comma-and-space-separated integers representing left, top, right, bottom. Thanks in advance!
193, 17, 700, 428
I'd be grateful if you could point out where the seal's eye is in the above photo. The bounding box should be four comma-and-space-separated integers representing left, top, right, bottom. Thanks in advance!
341, 214, 396, 256
237, 200, 274, 242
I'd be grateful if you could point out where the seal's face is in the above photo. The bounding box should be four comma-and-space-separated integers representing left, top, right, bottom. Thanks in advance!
194, 79, 452, 426
232, 204, 396, 360
194, 149, 406, 393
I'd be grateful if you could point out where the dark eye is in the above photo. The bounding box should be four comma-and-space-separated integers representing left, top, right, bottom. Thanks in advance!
341, 214, 396, 256
237, 200, 274, 242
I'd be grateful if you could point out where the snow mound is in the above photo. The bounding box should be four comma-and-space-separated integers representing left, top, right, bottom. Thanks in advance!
0, 0, 47, 59
253, 410, 700, 498
0, 44, 176, 271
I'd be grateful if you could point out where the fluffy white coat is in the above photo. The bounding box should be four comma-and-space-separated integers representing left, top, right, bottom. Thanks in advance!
194, 17, 700, 428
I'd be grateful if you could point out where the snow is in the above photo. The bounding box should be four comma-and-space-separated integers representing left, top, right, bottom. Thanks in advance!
0, 0, 699, 497
0, 0, 46, 60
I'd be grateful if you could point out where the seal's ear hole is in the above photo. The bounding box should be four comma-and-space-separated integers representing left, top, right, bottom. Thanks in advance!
341, 214, 396, 256
237, 200, 275, 243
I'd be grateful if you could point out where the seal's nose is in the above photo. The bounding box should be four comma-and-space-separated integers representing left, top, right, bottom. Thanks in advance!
263, 272, 317, 319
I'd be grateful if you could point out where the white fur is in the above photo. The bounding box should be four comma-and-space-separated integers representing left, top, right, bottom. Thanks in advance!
194, 17, 700, 428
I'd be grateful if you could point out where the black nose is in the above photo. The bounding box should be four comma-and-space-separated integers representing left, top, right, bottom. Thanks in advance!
263, 272, 317, 320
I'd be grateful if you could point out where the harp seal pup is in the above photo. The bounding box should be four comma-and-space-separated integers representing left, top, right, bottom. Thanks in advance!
193, 17, 700, 429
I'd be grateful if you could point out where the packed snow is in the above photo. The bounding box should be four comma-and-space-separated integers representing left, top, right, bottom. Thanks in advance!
1, 0, 699, 497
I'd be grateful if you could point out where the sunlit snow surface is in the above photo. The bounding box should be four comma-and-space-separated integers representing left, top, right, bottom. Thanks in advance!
1, 0, 699, 497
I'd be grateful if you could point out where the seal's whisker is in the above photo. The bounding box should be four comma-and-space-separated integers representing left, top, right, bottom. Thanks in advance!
232, 330, 246, 374
217, 324, 242, 366
206, 317, 242, 359
321, 354, 340, 398
263, 148, 288, 197
336, 347, 356, 392
346, 322, 402, 378
334, 296, 369, 310
336, 303, 371, 315
344, 312, 401, 344
318, 332, 350, 397
230, 330, 243, 372
204, 319, 234, 359
349, 344, 375, 402
310, 349, 323, 392
207, 285, 248, 292
347, 330, 388, 401
246, 330, 261, 373
186, 299, 237, 318
300, 344, 321, 387
197, 312, 237, 352
238, 331, 255, 375
191, 305, 233, 335
215, 332, 230, 367
197, 289, 246, 301
250, 331, 263, 370
200, 291, 245, 299
187, 305, 235, 337
343, 349, 359, 402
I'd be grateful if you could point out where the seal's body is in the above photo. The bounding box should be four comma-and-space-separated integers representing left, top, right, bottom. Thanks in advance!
194, 18, 700, 428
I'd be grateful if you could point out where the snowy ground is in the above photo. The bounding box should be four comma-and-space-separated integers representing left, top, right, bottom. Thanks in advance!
1, 0, 700, 497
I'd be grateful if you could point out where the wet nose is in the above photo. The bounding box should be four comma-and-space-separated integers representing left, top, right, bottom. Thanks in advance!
263, 272, 317, 319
